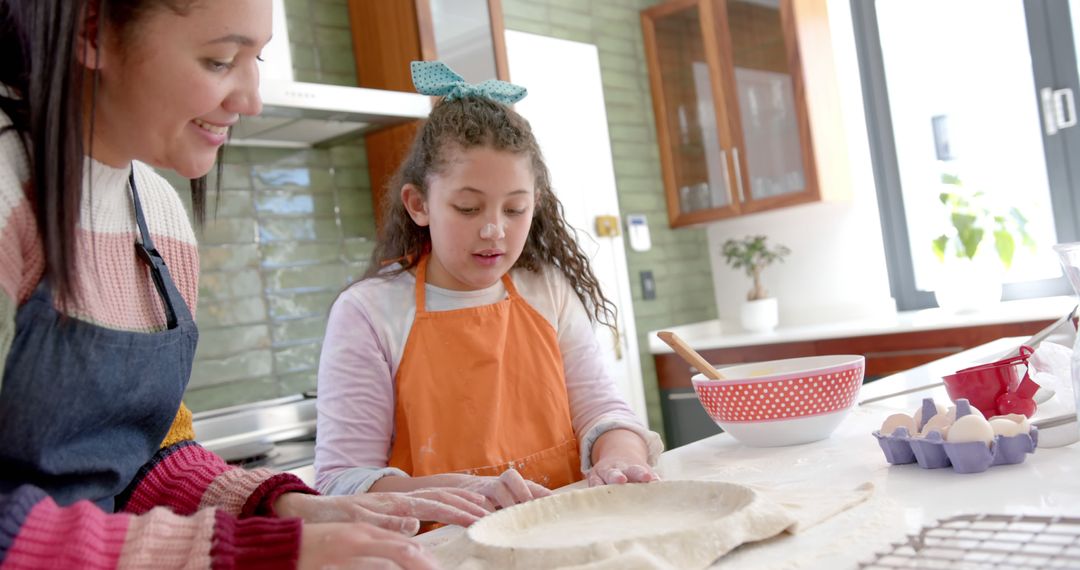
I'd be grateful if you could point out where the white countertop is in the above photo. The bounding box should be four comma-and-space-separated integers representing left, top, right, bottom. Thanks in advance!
422, 337, 1080, 568
657, 337, 1080, 567
647, 295, 1076, 354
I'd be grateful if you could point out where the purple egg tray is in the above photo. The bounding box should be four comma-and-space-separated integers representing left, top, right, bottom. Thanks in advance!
872, 398, 1038, 474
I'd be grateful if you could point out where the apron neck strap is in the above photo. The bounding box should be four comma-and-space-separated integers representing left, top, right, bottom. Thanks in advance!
129, 167, 182, 329
414, 254, 520, 314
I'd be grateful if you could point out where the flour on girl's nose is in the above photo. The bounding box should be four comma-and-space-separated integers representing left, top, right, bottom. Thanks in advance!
480, 223, 505, 240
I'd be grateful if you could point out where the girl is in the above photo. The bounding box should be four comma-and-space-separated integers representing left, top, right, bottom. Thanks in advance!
0, 2, 486, 568
316, 62, 664, 509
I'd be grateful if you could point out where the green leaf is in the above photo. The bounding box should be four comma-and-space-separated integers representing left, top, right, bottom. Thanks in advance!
932, 235, 948, 262
995, 229, 1015, 269
951, 212, 977, 234
957, 226, 983, 260
941, 173, 962, 185
720, 235, 789, 276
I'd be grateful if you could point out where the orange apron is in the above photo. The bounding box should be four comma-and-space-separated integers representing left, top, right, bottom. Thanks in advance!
388, 255, 582, 490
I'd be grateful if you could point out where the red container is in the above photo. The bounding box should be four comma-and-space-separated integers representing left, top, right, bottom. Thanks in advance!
942, 346, 1040, 417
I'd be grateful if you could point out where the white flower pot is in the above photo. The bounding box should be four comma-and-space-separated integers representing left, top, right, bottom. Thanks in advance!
933, 258, 1003, 313
740, 297, 779, 333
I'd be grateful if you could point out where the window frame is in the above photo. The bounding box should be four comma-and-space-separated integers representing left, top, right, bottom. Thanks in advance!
852, 0, 1079, 311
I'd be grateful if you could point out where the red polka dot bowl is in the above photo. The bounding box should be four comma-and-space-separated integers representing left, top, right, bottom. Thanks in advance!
691, 355, 865, 447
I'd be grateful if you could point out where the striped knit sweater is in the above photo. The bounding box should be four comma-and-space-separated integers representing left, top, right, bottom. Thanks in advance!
0, 110, 313, 568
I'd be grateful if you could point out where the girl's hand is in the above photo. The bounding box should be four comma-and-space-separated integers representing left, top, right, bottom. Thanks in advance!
586, 456, 658, 486
275, 488, 491, 536
457, 468, 552, 510
587, 428, 659, 487
297, 521, 438, 570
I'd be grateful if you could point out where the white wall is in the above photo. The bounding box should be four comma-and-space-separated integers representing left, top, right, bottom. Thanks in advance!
506, 31, 649, 423
706, 0, 896, 327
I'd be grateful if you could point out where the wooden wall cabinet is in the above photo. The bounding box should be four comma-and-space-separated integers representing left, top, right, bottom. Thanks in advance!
641, 0, 825, 228
347, 0, 509, 231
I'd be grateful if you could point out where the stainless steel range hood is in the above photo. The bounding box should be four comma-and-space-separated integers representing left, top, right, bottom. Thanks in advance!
229, 79, 431, 148
229, 0, 430, 148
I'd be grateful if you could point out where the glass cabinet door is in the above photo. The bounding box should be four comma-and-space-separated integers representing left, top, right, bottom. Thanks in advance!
646, 0, 736, 220
723, 0, 815, 203
429, 0, 500, 83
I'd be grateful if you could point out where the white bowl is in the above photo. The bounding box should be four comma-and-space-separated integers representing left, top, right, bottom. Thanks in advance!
692, 355, 865, 447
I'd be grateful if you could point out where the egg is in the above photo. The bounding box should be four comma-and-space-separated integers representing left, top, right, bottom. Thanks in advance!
989, 413, 1031, 434
946, 415, 995, 446
880, 413, 916, 436
913, 403, 947, 428
947, 405, 985, 421
988, 418, 1024, 437
919, 413, 953, 438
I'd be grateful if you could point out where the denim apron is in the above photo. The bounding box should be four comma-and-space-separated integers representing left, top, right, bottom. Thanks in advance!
0, 170, 198, 511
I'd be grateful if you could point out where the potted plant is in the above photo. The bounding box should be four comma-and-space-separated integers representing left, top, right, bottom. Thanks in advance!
931, 173, 1035, 312
721, 235, 791, 332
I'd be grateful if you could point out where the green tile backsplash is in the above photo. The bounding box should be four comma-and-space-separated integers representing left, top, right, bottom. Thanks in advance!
168, 0, 717, 443
163, 134, 373, 411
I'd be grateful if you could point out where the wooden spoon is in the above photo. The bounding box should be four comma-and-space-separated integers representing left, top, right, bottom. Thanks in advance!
656, 331, 724, 380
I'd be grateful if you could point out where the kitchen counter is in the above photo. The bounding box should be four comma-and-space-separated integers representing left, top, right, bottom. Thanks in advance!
661, 336, 1080, 567
422, 337, 1080, 568
651, 298, 1075, 448
647, 295, 1075, 354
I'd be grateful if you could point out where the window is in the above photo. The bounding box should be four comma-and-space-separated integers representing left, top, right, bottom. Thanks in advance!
853, 0, 1080, 310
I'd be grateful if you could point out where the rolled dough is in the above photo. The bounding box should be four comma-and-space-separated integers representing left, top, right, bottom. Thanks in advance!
436, 480, 797, 569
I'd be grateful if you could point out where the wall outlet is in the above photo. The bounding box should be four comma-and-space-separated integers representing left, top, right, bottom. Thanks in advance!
640, 270, 656, 300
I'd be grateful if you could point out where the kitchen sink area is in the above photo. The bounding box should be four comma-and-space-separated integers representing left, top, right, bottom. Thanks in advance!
192, 393, 318, 486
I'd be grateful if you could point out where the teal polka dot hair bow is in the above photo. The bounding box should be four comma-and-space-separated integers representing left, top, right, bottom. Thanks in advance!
410, 61, 527, 105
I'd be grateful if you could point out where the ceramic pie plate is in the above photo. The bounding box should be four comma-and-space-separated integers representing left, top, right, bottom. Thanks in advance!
436, 480, 795, 569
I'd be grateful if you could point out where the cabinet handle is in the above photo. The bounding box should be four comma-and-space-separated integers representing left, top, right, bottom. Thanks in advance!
719, 149, 732, 206
732, 147, 746, 202
667, 392, 699, 401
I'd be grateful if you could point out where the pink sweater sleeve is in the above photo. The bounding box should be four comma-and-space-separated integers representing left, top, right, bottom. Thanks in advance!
0, 485, 302, 569
118, 441, 316, 518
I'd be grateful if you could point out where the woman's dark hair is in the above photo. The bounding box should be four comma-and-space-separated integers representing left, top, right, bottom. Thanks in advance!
0, 0, 214, 306
367, 95, 618, 331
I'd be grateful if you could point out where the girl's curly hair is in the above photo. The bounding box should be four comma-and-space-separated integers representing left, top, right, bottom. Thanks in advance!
365, 95, 617, 331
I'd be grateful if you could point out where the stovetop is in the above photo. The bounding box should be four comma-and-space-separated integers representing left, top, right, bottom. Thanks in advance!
228, 438, 316, 471
193, 394, 317, 473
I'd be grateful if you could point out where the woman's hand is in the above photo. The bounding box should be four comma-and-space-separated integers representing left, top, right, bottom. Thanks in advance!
587, 429, 659, 487
275, 488, 491, 536
456, 468, 552, 510
297, 521, 438, 570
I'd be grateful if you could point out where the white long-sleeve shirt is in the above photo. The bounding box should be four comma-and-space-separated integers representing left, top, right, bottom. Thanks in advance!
314, 263, 663, 494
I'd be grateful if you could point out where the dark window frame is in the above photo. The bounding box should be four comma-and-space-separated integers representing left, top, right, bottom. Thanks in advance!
852, 0, 1079, 310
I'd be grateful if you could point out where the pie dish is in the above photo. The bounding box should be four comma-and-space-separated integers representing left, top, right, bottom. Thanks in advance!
454, 480, 795, 569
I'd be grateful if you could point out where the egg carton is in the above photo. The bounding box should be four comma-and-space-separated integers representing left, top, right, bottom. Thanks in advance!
872, 398, 1038, 474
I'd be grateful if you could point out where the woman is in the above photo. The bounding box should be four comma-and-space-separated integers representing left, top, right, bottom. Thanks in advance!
0, 1, 485, 568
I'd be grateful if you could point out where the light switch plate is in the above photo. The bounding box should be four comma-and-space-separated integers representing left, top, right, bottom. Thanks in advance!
595, 215, 620, 237
640, 270, 656, 300
627, 214, 651, 251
